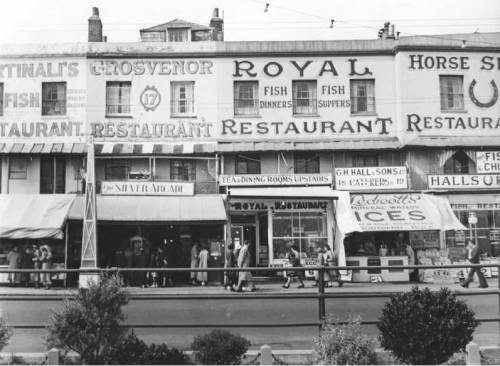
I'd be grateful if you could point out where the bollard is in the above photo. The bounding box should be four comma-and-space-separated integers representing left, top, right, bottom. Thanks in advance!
260, 344, 273, 365
466, 342, 480, 365
47, 348, 60, 365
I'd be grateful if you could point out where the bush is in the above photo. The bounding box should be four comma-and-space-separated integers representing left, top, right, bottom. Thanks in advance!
378, 287, 479, 365
0, 317, 12, 352
312, 314, 377, 365
191, 329, 250, 365
108, 331, 191, 365
46, 275, 130, 364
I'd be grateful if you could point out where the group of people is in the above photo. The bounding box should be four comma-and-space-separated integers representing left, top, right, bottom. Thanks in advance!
6, 244, 52, 289
224, 240, 256, 292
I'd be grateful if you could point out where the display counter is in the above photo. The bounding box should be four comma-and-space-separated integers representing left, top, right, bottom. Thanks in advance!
346, 256, 409, 282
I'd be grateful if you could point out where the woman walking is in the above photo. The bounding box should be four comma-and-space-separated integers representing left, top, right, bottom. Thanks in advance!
197, 244, 209, 286
32, 245, 42, 288
20, 246, 34, 287
234, 240, 256, 292
324, 245, 342, 287
190, 242, 200, 285
283, 242, 304, 289
225, 243, 237, 290
7, 246, 21, 287
40, 244, 52, 289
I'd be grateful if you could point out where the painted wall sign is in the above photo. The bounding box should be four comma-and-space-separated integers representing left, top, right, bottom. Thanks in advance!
477, 151, 500, 173
101, 181, 194, 196
0, 62, 79, 78
450, 202, 500, 210
220, 174, 332, 186
406, 114, 500, 132
428, 174, 500, 189
90, 121, 213, 139
469, 79, 498, 108
89, 60, 213, 76
408, 54, 500, 71
230, 199, 329, 211
140, 85, 161, 112
350, 193, 437, 231
335, 166, 407, 190
0, 121, 84, 138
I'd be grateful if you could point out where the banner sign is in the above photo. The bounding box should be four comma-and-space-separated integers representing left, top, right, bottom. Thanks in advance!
428, 174, 500, 189
476, 151, 500, 174
350, 193, 438, 231
335, 166, 407, 190
219, 174, 332, 186
230, 200, 329, 211
101, 181, 194, 196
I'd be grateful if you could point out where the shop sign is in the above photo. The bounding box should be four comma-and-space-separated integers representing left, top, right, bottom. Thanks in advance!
428, 174, 500, 189
350, 193, 437, 231
90, 121, 213, 139
0, 61, 79, 78
220, 174, 332, 186
101, 181, 194, 196
335, 166, 407, 190
450, 202, 500, 210
0, 121, 84, 139
476, 151, 500, 173
230, 200, 328, 211
89, 59, 213, 76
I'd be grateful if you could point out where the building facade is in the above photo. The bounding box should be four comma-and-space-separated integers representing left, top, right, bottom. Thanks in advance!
0, 8, 499, 284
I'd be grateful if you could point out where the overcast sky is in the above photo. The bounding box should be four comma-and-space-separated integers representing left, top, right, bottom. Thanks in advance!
1, 0, 499, 44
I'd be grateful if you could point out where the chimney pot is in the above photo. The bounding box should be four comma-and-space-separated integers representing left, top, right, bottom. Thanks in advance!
212, 8, 220, 19
92, 7, 99, 16
88, 7, 103, 42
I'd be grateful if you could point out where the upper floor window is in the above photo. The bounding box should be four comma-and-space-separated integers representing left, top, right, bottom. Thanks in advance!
294, 152, 319, 174
106, 81, 131, 116
168, 28, 188, 42
352, 153, 379, 167
235, 154, 261, 174
292, 80, 317, 115
171, 81, 194, 116
443, 151, 474, 174
234, 81, 259, 116
40, 156, 65, 194
0, 83, 3, 116
9, 156, 27, 180
440, 75, 464, 111
350, 79, 375, 114
42, 82, 66, 116
105, 159, 131, 180
171, 160, 196, 181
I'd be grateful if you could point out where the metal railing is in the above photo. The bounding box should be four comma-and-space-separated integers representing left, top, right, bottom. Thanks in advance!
1, 263, 499, 337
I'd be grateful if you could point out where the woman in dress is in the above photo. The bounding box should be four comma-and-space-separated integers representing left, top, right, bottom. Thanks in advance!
234, 240, 256, 292
7, 246, 21, 286
197, 244, 209, 286
283, 241, 305, 289
190, 243, 199, 285
40, 244, 52, 289
324, 245, 342, 287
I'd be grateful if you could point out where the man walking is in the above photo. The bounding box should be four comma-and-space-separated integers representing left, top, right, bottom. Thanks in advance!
461, 240, 488, 288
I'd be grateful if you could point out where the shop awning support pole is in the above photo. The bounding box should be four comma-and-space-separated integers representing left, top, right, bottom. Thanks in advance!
497, 265, 500, 344
318, 266, 325, 333
64, 222, 68, 288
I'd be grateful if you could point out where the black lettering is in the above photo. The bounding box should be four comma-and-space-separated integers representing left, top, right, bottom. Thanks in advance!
407, 114, 422, 132
263, 62, 283, 77
409, 54, 423, 70
348, 58, 372, 76
233, 60, 257, 77
481, 56, 494, 71
319, 61, 338, 76
290, 60, 312, 77
222, 119, 237, 135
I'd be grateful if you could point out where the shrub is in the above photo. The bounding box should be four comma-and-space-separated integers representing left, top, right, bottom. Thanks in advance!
191, 329, 250, 365
46, 275, 130, 364
312, 314, 377, 365
108, 331, 190, 365
378, 287, 479, 365
0, 317, 12, 352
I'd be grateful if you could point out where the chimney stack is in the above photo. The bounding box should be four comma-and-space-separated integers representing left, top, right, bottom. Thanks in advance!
88, 7, 103, 42
210, 8, 224, 41
378, 21, 396, 40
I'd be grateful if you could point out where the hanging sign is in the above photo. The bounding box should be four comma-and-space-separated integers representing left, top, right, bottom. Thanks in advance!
219, 174, 332, 186
428, 174, 500, 189
335, 166, 407, 190
101, 181, 194, 196
476, 151, 500, 174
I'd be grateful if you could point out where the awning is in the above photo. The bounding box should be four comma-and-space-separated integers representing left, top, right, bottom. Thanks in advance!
94, 142, 216, 155
349, 193, 466, 232
0, 194, 75, 239
406, 135, 500, 147
0, 143, 86, 154
68, 194, 227, 222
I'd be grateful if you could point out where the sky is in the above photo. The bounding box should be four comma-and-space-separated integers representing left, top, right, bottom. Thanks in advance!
0, 0, 499, 44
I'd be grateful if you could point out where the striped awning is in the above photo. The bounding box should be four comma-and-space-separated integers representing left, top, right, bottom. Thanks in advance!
94, 142, 216, 155
0, 143, 86, 154
406, 136, 500, 147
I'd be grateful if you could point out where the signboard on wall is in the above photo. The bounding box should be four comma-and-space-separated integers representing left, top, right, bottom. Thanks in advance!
219, 174, 332, 186
476, 152, 500, 174
428, 174, 500, 189
335, 166, 407, 190
101, 181, 194, 196
350, 193, 440, 231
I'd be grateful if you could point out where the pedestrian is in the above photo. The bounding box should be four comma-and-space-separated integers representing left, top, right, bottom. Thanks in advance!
32, 244, 42, 288
461, 240, 488, 288
123, 244, 134, 286
283, 241, 305, 289
234, 240, 256, 292
40, 244, 52, 289
324, 245, 342, 287
313, 245, 325, 287
197, 244, 209, 286
406, 243, 418, 282
225, 243, 237, 290
135, 247, 148, 288
7, 246, 21, 287
190, 242, 199, 285
20, 246, 34, 287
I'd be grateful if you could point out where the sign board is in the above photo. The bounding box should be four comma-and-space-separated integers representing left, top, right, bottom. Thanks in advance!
230, 200, 329, 211
219, 174, 332, 186
101, 181, 194, 196
335, 166, 407, 190
428, 174, 500, 189
350, 193, 441, 231
477, 152, 500, 174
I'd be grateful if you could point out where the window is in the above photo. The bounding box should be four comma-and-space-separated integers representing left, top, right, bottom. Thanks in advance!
40, 156, 66, 194
168, 28, 188, 42
440, 75, 464, 111
350, 79, 375, 114
106, 81, 131, 115
170, 160, 196, 181
352, 153, 379, 167
443, 151, 474, 174
42, 82, 66, 116
0, 83, 3, 116
105, 159, 131, 180
294, 152, 319, 174
8, 156, 27, 179
234, 81, 259, 115
292, 80, 317, 115
171, 82, 194, 116
235, 154, 261, 174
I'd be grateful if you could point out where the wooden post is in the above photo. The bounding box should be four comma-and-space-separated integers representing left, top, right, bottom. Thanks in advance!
465, 342, 480, 365
260, 344, 272, 365
47, 348, 60, 365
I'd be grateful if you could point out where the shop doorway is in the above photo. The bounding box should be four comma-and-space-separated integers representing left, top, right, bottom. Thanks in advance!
231, 224, 257, 266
